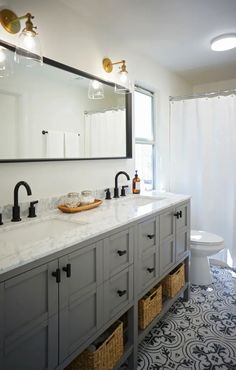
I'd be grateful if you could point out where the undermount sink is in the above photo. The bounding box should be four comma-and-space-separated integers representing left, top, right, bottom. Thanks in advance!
118, 196, 166, 207
0, 218, 80, 246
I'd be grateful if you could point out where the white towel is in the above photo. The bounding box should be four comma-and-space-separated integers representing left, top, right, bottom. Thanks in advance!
46, 131, 64, 158
64, 132, 80, 158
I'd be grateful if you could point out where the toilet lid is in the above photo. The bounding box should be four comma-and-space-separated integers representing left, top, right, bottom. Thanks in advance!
191, 230, 224, 246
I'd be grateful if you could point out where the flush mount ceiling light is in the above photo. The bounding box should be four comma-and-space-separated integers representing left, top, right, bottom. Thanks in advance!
0, 8, 43, 66
211, 34, 236, 51
102, 57, 132, 94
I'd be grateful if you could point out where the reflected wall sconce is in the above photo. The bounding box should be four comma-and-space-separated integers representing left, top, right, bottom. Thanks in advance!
0, 46, 13, 78
88, 79, 104, 99
0, 9, 43, 66
102, 57, 132, 94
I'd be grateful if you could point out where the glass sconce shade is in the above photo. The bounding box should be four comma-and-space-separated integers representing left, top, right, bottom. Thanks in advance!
0, 46, 13, 78
115, 71, 133, 94
88, 80, 104, 99
15, 30, 43, 67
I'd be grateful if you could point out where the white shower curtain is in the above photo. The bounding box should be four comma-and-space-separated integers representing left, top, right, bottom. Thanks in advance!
170, 94, 236, 267
84, 109, 126, 157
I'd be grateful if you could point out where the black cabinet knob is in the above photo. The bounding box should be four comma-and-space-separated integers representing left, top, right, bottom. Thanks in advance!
117, 289, 127, 297
147, 267, 155, 273
147, 234, 155, 239
174, 212, 180, 219
117, 250, 127, 256
62, 263, 71, 278
52, 268, 61, 283
179, 210, 183, 218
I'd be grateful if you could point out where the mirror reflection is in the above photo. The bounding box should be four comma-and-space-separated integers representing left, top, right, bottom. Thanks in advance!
0, 45, 130, 161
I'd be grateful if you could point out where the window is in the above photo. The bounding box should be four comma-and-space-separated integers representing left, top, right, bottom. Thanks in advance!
134, 86, 155, 190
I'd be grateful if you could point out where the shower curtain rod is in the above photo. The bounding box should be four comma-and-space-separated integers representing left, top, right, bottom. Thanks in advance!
84, 107, 125, 115
169, 88, 236, 101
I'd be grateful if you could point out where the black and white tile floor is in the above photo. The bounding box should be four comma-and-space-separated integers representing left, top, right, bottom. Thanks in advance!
137, 266, 236, 369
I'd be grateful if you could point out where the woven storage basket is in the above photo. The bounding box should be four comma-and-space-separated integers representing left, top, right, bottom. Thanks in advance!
65, 321, 123, 370
138, 284, 162, 330
162, 263, 185, 298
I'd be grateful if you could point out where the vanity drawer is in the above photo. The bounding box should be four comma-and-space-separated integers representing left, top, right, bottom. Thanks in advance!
138, 217, 158, 254
138, 251, 159, 294
104, 266, 133, 322
104, 229, 133, 280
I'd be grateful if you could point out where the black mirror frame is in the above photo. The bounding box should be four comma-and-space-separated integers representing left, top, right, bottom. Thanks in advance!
0, 39, 132, 163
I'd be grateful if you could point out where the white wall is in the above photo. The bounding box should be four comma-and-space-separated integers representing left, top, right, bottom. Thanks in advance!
194, 78, 236, 93
0, 0, 192, 205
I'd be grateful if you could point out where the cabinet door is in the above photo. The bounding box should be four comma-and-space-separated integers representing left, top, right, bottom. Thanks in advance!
59, 242, 103, 362
104, 228, 133, 280
0, 261, 58, 370
160, 209, 175, 275
104, 266, 133, 322
175, 202, 190, 260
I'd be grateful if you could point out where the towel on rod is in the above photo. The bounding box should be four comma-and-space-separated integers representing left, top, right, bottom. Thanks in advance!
64, 132, 80, 158
45, 130, 64, 158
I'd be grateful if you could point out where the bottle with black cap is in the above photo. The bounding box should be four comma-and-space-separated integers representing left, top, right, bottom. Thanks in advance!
132, 170, 140, 194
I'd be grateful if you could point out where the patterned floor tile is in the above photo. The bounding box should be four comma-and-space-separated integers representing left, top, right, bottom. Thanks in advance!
137, 266, 236, 370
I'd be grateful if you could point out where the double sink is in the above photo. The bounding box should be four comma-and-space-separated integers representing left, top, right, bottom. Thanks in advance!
0, 195, 166, 247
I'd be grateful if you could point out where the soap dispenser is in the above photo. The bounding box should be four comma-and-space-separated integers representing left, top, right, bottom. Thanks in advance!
132, 170, 141, 194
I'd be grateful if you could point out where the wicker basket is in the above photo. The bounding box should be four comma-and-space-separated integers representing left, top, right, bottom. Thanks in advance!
65, 321, 123, 370
162, 263, 185, 298
138, 284, 162, 330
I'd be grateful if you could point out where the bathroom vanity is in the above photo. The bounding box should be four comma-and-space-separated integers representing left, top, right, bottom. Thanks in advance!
0, 193, 190, 370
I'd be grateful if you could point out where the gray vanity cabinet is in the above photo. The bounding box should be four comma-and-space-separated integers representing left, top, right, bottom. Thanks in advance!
58, 242, 103, 362
0, 261, 59, 370
137, 216, 160, 294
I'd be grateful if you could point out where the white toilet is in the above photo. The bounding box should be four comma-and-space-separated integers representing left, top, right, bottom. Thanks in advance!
190, 230, 224, 285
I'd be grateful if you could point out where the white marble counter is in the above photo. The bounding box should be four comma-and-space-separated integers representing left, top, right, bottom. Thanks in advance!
0, 191, 190, 278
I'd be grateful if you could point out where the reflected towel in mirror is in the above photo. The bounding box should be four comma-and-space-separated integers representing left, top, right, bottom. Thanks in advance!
46, 131, 64, 158
64, 132, 80, 158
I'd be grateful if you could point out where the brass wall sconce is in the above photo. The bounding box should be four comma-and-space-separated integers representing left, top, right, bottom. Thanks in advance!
102, 57, 132, 94
0, 8, 43, 66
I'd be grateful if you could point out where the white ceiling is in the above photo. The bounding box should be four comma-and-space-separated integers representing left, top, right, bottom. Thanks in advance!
60, 0, 236, 85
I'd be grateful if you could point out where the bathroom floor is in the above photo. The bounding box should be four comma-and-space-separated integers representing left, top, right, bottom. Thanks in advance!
137, 266, 236, 370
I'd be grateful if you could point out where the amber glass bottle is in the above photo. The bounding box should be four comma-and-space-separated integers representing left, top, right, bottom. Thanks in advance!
132, 170, 141, 194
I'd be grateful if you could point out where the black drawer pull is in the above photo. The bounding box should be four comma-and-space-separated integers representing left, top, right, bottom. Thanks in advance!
117, 250, 127, 256
147, 234, 155, 239
179, 210, 183, 218
147, 267, 155, 273
62, 263, 71, 278
174, 212, 180, 219
117, 289, 127, 297
52, 268, 61, 283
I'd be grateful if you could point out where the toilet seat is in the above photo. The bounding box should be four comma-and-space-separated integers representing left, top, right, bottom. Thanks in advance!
191, 230, 224, 246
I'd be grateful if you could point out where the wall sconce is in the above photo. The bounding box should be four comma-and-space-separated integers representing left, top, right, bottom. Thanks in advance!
88, 80, 104, 99
102, 57, 132, 94
0, 9, 43, 66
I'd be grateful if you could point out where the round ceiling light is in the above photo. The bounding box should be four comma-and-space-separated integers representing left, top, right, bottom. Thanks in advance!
211, 34, 236, 51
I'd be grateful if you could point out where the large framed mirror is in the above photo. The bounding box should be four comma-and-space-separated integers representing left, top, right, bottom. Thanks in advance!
0, 40, 132, 162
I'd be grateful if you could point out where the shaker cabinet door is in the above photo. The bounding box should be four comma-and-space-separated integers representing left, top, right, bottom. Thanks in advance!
0, 260, 59, 370
58, 242, 103, 363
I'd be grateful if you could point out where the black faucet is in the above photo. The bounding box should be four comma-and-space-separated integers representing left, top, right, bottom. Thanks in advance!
12, 181, 32, 222
114, 171, 130, 198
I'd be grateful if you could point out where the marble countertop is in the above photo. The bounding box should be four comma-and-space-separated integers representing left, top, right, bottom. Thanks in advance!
0, 191, 190, 278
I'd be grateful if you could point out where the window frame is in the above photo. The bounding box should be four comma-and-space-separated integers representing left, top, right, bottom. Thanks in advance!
134, 85, 156, 190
